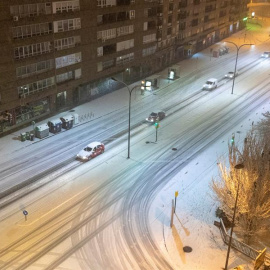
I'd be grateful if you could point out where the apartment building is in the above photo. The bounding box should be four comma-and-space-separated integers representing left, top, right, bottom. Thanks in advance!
0, 0, 249, 134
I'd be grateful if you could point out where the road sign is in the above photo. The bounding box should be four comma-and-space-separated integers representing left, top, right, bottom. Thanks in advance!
175, 191, 179, 197
23, 210, 28, 216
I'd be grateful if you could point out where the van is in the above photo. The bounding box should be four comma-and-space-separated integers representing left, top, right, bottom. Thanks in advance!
203, 78, 218, 90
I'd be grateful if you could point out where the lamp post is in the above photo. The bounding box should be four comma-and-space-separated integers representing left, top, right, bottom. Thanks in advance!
224, 163, 245, 270
226, 41, 253, 95
111, 77, 139, 159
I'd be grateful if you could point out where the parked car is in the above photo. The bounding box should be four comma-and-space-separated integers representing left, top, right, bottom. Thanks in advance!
146, 111, 166, 123
261, 51, 270, 58
225, 71, 238, 79
203, 78, 218, 90
76, 141, 105, 161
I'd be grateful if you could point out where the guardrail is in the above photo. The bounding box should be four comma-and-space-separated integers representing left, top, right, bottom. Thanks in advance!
219, 218, 259, 260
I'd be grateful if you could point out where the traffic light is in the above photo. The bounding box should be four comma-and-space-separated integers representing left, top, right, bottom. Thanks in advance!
154, 122, 159, 129
231, 134, 235, 145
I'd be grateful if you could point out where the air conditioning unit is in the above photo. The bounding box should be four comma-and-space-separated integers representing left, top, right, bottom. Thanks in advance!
13, 16, 19, 21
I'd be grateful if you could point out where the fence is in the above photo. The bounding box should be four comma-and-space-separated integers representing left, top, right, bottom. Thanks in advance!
219, 218, 260, 260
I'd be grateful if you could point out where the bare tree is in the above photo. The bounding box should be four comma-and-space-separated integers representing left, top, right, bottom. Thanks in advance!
212, 128, 270, 243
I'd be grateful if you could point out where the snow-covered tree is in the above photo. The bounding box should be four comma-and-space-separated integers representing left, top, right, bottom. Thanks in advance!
254, 111, 270, 143
212, 126, 270, 243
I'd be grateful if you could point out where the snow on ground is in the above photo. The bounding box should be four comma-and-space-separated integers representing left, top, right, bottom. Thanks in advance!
149, 102, 270, 269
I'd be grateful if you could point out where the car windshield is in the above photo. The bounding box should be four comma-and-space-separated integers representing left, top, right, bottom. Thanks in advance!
84, 147, 92, 152
206, 81, 213, 85
150, 112, 157, 117
228, 72, 234, 74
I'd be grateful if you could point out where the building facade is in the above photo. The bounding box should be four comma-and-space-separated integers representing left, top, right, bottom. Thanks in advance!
0, 0, 249, 134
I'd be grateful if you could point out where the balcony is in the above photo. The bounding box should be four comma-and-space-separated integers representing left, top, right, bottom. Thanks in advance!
103, 44, 116, 56
98, 12, 131, 25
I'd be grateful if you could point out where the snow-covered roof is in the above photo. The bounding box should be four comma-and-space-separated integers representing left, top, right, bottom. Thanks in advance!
48, 118, 62, 125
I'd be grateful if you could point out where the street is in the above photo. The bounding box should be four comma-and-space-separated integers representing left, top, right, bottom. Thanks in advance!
0, 20, 270, 270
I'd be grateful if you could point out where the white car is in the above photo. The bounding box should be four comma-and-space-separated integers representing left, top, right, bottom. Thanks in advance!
203, 78, 218, 90
225, 71, 238, 79
76, 141, 105, 161
261, 51, 270, 58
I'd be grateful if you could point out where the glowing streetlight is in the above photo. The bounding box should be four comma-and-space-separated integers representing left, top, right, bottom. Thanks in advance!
111, 77, 139, 159
226, 41, 253, 95
224, 163, 245, 270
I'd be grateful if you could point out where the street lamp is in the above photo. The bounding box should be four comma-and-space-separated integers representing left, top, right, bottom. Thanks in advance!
224, 163, 245, 270
226, 41, 253, 95
111, 77, 139, 159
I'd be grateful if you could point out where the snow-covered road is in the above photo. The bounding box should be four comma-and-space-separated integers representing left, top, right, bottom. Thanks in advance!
1, 21, 270, 270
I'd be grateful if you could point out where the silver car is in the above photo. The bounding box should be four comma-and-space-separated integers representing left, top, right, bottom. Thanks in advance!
261, 52, 270, 58
225, 71, 238, 79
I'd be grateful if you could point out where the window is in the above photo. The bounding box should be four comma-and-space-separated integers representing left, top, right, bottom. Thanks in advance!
55, 52, 81, 69
10, 3, 51, 17
144, 22, 148, 31
18, 76, 55, 97
97, 28, 116, 41
16, 59, 54, 78
142, 45, 157, 56
97, 0, 116, 7
143, 33, 156, 44
53, 1, 80, 13
102, 59, 114, 69
54, 18, 81, 33
97, 59, 114, 71
129, 10, 135, 19
117, 25, 134, 37
14, 42, 52, 59
56, 68, 81, 83
97, 47, 103, 56
116, 53, 134, 65
54, 36, 80, 50
12, 23, 52, 39
116, 39, 134, 52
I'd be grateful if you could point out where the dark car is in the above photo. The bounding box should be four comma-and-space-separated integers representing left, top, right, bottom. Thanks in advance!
146, 111, 166, 123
